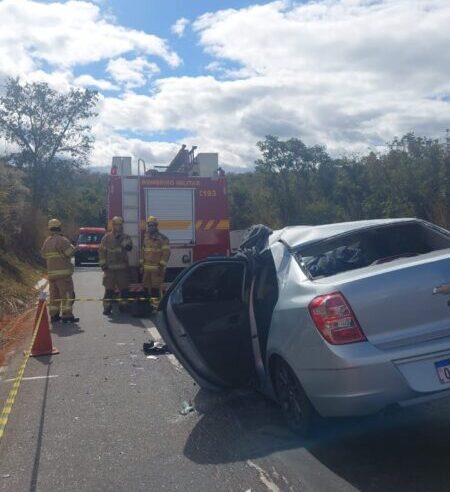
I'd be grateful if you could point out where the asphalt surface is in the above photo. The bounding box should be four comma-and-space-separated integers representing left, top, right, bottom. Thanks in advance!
1, 267, 450, 491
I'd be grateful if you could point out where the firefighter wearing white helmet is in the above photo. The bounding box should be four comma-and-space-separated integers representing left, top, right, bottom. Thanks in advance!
41, 218, 78, 323
141, 216, 170, 298
99, 216, 133, 315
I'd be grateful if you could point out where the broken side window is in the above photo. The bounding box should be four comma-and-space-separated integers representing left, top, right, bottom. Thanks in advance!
181, 262, 245, 303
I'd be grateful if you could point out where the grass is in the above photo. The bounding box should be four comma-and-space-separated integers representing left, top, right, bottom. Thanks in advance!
0, 250, 43, 321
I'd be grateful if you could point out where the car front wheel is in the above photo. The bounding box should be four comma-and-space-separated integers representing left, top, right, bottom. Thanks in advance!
273, 358, 316, 436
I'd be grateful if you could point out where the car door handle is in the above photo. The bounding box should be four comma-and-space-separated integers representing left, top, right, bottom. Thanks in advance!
433, 284, 450, 295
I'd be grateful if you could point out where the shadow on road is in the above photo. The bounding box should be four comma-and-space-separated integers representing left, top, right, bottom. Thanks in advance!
307, 404, 450, 492
106, 312, 149, 329
29, 358, 53, 492
50, 322, 84, 337
184, 388, 450, 491
184, 388, 299, 464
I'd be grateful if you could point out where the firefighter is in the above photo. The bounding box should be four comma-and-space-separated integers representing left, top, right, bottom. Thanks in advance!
41, 219, 79, 323
141, 216, 171, 299
99, 216, 133, 315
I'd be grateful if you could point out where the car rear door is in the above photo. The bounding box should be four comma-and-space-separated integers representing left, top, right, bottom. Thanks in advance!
155, 258, 257, 390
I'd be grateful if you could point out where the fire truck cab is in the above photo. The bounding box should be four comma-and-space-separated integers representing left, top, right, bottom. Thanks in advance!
107, 146, 231, 283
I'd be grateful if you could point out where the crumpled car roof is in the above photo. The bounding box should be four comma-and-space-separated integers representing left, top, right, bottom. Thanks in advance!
270, 218, 419, 249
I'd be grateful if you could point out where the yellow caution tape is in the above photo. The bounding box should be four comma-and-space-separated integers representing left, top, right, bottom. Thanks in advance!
50, 297, 161, 303
0, 302, 46, 441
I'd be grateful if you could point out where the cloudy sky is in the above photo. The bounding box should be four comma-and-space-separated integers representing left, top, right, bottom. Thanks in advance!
1, 0, 449, 170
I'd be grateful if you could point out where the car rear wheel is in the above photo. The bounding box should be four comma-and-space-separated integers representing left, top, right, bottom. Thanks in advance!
273, 358, 315, 436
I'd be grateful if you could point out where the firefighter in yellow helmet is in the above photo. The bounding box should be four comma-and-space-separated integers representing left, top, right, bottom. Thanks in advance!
141, 216, 171, 298
41, 219, 78, 323
99, 216, 133, 315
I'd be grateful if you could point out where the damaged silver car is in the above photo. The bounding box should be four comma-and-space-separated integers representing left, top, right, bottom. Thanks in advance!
155, 218, 450, 434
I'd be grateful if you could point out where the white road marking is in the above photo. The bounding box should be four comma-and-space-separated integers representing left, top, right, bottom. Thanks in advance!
146, 327, 160, 340
1, 375, 59, 383
145, 328, 182, 371
167, 354, 183, 371
247, 461, 281, 492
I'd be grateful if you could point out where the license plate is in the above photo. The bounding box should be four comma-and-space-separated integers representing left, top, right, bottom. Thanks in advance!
88, 256, 96, 261
435, 358, 450, 384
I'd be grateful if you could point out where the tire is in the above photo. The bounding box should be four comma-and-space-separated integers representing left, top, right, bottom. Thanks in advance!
273, 358, 316, 437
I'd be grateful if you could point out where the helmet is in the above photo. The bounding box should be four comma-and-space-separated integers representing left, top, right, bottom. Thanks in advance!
48, 218, 62, 229
112, 216, 124, 225
146, 216, 158, 225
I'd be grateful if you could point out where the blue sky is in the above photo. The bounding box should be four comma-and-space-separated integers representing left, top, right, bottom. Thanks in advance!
80, 1, 268, 80
1, 0, 449, 169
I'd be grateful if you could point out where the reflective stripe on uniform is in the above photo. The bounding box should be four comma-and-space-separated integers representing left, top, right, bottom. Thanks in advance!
48, 269, 73, 278
143, 248, 161, 253
44, 252, 65, 259
161, 245, 170, 250
107, 247, 122, 253
159, 260, 168, 266
143, 265, 159, 271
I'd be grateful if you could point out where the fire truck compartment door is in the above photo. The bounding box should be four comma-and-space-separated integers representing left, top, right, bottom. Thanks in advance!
122, 177, 140, 266
146, 188, 195, 244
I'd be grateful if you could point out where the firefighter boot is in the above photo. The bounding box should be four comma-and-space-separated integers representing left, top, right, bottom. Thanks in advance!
103, 289, 114, 315
62, 316, 80, 323
118, 289, 130, 313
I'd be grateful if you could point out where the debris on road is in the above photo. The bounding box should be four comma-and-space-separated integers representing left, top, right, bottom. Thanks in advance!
146, 355, 159, 360
143, 340, 170, 355
180, 400, 195, 416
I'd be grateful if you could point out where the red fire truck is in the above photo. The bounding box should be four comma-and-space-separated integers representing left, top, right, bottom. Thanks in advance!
107, 146, 231, 282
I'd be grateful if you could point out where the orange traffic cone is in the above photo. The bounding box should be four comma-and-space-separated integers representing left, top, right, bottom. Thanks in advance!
31, 294, 59, 357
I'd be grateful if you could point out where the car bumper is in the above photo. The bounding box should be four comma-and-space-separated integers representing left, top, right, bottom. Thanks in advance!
299, 362, 413, 417
75, 251, 99, 263
280, 339, 450, 418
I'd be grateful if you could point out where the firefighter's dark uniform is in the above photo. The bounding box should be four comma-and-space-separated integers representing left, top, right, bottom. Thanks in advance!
41, 232, 76, 321
99, 231, 133, 313
141, 232, 171, 297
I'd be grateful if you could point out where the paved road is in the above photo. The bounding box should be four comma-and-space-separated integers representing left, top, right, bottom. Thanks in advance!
1, 268, 450, 491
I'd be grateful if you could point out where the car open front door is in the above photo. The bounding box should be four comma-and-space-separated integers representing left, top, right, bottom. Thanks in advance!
155, 258, 256, 391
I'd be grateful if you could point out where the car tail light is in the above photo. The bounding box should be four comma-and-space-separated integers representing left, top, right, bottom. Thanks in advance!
308, 292, 366, 345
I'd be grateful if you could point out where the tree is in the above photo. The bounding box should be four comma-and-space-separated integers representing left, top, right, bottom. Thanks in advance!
47, 171, 108, 233
255, 136, 333, 225
0, 161, 29, 249
0, 78, 98, 209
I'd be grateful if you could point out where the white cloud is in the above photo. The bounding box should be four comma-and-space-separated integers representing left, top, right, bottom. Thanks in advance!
106, 57, 160, 89
0, 0, 180, 80
94, 0, 450, 168
90, 123, 180, 169
171, 18, 190, 37
74, 74, 118, 91
2, 0, 450, 169
191, 0, 450, 159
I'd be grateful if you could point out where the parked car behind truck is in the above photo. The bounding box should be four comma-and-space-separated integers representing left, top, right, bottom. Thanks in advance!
155, 218, 450, 435
75, 227, 105, 266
